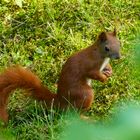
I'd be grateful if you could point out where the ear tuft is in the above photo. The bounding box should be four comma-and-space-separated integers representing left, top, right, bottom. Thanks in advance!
98, 32, 107, 42
113, 28, 117, 36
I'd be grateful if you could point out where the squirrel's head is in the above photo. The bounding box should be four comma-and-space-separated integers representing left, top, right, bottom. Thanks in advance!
97, 29, 121, 59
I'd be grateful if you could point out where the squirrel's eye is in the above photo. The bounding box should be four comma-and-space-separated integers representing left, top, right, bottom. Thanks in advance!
105, 47, 110, 52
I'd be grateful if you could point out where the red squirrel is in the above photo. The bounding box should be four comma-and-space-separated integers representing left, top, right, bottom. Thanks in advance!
0, 30, 120, 123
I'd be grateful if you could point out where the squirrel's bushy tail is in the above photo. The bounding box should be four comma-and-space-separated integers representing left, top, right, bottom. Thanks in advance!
0, 66, 57, 123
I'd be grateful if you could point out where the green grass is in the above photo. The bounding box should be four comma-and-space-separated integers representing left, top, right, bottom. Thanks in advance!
0, 0, 140, 139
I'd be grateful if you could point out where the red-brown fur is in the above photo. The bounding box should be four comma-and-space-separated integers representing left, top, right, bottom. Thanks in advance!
0, 30, 120, 123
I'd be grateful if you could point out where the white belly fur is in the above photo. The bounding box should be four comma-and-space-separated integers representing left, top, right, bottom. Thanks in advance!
99, 57, 110, 72
87, 79, 91, 86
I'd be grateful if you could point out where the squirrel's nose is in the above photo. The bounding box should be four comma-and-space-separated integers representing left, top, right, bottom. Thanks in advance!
110, 53, 121, 59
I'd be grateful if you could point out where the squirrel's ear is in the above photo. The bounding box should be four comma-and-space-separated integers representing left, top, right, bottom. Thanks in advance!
113, 28, 117, 36
98, 32, 107, 42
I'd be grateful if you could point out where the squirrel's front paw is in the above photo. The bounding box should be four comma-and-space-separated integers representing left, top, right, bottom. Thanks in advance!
102, 67, 112, 77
